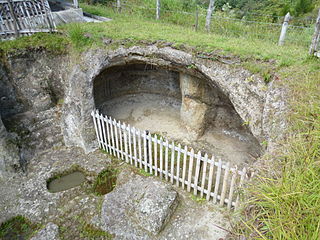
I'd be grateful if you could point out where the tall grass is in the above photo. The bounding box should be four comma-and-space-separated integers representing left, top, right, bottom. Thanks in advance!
238, 68, 320, 239
82, 0, 314, 48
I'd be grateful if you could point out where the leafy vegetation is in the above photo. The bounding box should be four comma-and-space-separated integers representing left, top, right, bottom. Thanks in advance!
93, 167, 118, 195
0, 33, 69, 55
0, 216, 40, 240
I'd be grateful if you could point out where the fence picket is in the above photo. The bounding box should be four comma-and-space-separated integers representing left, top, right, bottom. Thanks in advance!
206, 156, 215, 201
109, 117, 116, 156
176, 144, 181, 187
164, 139, 169, 181
143, 131, 148, 172
220, 162, 230, 206
227, 167, 237, 210
137, 129, 142, 168
148, 133, 153, 174
181, 145, 188, 190
159, 137, 164, 179
170, 141, 175, 184
91, 111, 101, 149
123, 123, 129, 163
213, 159, 222, 204
200, 154, 208, 198
154, 134, 158, 176
235, 167, 246, 211
119, 121, 124, 160
113, 119, 120, 158
101, 115, 108, 152
95, 111, 103, 150
133, 127, 138, 167
105, 116, 112, 153
128, 124, 133, 165
187, 148, 194, 192
193, 151, 202, 195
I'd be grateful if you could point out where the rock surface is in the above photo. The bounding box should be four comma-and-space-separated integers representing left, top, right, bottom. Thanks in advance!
30, 222, 60, 240
100, 170, 178, 239
0, 114, 19, 178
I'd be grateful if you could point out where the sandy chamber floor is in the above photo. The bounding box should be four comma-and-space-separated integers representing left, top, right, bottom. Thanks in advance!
99, 93, 261, 167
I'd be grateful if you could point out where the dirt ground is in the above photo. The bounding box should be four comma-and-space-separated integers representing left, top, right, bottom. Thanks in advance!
100, 93, 261, 168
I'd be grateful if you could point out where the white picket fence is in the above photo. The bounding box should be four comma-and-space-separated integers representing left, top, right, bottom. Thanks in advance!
91, 110, 248, 211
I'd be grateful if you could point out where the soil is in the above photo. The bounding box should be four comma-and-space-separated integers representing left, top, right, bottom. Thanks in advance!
100, 93, 261, 167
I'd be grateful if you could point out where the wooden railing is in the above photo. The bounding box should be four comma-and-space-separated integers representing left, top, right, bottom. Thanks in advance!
92, 110, 249, 211
0, 0, 56, 40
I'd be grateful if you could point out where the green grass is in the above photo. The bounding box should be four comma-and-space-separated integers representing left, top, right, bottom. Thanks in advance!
0, 32, 69, 55
0, 216, 40, 240
92, 167, 118, 195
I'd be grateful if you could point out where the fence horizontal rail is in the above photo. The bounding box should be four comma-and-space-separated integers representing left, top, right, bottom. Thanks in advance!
92, 109, 248, 211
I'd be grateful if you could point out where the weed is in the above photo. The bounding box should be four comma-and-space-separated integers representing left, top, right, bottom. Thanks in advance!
138, 168, 152, 177
92, 167, 118, 195
0, 216, 40, 240
191, 195, 206, 204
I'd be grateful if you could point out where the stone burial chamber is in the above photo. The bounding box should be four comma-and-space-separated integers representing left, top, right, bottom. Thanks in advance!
91, 61, 262, 165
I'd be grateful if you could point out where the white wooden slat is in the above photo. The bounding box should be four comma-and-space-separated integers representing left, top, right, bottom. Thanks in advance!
148, 133, 153, 174
206, 156, 215, 201
113, 119, 120, 158
227, 167, 237, 210
181, 145, 188, 190
123, 123, 129, 163
143, 131, 148, 172
193, 151, 202, 195
101, 114, 108, 152
164, 139, 169, 181
220, 162, 230, 206
128, 124, 133, 165
96, 111, 104, 150
176, 144, 181, 187
200, 154, 208, 198
109, 117, 116, 156
187, 148, 194, 192
105, 116, 112, 153
170, 141, 175, 184
133, 127, 138, 167
138, 129, 142, 168
235, 167, 246, 211
213, 159, 222, 204
91, 111, 101, 149
159, 137, 163, 179
119, 121, 124, 160
153, 134, 158, 176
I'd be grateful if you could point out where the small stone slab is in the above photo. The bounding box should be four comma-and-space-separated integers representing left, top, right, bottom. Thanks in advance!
100, 174, 178, 239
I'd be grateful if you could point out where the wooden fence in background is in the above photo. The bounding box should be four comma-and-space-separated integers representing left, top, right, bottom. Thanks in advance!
92, 110, 248, 211
0, 0, 56, 40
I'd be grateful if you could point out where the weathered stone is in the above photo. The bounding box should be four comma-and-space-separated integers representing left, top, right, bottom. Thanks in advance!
100, 172, 178, 238
30, 222, 59, 240
181, 97, 208, 139
0, 115, 19, 178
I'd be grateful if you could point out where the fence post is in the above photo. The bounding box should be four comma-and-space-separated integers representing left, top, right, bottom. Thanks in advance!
195, 7, 199, 31
309, 8, 320, 56
117, 0, 121, 13
156, 0, 160, 20
205, 0, 215, 32
278, 12, 291, 46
